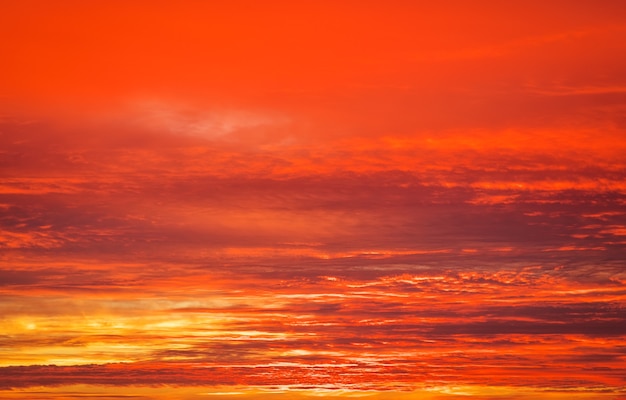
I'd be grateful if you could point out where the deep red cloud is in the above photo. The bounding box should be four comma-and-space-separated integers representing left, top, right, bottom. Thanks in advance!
1, 1, 626, 399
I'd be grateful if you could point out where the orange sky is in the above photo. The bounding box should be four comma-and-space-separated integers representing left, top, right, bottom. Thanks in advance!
1, 1, 626, 399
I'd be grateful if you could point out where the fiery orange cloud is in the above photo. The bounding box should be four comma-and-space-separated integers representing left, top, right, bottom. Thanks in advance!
1, 1, 626, 399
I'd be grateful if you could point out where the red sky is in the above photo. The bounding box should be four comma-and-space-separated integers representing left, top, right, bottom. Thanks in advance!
1, 1, 626, 399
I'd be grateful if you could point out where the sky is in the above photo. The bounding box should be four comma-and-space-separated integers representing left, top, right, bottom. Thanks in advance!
1, 1, 626, 399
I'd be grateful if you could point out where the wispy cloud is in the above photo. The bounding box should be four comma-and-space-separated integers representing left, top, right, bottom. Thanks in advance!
1, 1, 626, 398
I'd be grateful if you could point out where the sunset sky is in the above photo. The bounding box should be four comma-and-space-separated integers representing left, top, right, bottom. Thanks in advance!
2, 1, 626, 399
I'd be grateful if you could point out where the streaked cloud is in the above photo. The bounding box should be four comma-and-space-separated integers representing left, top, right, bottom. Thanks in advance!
1, 1, 625, 398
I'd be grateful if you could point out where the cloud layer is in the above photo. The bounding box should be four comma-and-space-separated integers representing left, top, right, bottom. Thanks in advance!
1, 1, 626, 398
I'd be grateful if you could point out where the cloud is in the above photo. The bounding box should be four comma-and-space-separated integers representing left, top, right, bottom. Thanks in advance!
129, 100, 291, 145
2, 2, 626, 397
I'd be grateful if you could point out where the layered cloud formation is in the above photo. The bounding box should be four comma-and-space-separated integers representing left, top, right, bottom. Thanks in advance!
1, 1, 626, 399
